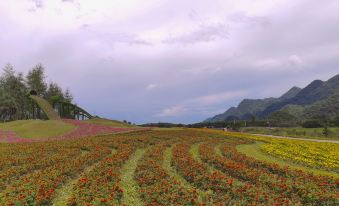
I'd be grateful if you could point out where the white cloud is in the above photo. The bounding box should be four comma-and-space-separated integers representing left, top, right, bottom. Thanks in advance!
146, 83, 157, 90
254, 58, 283, 69
254, 55, 304, 71
155, 106, 186, 117
163, 23, 229, 45
189, 91, 247, 105
154, 90, 246, 118
287, 55, 303, 66
228, 11, 271, 28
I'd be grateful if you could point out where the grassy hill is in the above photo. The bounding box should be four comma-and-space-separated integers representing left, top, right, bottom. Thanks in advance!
0, 120, 75, 138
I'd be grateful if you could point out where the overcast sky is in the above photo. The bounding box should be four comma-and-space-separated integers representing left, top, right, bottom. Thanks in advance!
1, 0, 338, 124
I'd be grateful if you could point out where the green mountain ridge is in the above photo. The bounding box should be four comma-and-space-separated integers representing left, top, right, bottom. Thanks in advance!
206, 74, 339, 122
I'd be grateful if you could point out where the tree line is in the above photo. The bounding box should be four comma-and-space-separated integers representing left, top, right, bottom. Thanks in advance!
0, 63, 73, 121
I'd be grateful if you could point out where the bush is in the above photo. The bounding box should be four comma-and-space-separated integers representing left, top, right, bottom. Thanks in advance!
302, 120, 323, 128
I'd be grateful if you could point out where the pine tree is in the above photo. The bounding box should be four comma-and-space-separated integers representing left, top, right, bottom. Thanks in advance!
64, 89, 73, 103
26, 64, 47, 96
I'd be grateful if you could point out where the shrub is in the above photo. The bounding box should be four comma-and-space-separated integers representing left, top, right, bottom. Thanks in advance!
302, 120, 323, 128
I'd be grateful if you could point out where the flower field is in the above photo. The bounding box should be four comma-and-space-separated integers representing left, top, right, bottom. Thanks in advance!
0, 129, 338, 205
223, 131, 339, 172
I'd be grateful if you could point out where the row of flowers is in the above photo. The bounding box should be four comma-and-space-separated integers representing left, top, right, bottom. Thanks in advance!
171, 140, 284, 205
199, 141, 338, 205
0, 139, 112, 205
135, 143, 201, 205
68, 142, 136, 205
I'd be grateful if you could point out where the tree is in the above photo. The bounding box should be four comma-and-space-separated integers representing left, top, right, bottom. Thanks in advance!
26, 64, 47, 95
0, 63, 74, 121
323, 124, 329, 137
45, 82, 64, 103
251, 115, 256, 124
64, 89, 73, 103
333, 116, 339, 127
302, 120, 323, 128
0, 89, 18, 121
0, 64, 28, 120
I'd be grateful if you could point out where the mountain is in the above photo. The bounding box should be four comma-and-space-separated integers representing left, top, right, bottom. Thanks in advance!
259, 74, 339, 118
206, 87, 300, 122
279, 86, 302, 100
206, 74, 339, 122
207, 98, 277, 122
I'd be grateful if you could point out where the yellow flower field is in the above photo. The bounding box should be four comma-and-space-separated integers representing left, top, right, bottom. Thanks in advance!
222, 131, 339, 172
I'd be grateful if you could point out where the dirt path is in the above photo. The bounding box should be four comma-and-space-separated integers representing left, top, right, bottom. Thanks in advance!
251, 133, 339, 144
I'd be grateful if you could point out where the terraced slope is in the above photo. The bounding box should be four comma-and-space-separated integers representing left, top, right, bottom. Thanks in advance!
30, 95, 60, 120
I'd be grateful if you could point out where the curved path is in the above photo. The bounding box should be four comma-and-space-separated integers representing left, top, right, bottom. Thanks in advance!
251, 133, 339, 144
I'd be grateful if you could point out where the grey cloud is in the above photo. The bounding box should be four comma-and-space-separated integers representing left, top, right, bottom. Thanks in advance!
61, 0, 81, 10
81, 25, 153, 46
32, 0, 44, 8
104, 33, 153, 46
163, 23, 229, 45
228, 11, 271, 28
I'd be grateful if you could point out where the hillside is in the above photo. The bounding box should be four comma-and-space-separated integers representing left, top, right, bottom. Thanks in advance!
206, 74, 339, 122
0, 120, 74, 138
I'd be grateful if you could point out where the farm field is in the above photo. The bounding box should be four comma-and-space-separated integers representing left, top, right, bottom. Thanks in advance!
0, 128, 338, 205
242, 127, 339, 140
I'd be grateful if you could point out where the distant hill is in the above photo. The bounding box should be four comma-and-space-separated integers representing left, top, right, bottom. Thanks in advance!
205, 74, 339, 122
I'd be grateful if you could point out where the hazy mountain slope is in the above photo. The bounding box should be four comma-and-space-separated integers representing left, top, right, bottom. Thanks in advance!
279, 86, 302, 100
206, 74, 339, 122
259, 74, 339, 118
206, 87, 300, 122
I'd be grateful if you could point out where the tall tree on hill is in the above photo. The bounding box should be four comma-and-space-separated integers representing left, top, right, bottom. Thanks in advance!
26, 64, 47, 96
64, 88, 73, 103
0, 89, 18, 121
0, 64, 29, 120
45, 82, 65, 104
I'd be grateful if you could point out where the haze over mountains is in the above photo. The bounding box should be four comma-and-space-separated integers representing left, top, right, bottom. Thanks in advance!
206, 74, 339, 122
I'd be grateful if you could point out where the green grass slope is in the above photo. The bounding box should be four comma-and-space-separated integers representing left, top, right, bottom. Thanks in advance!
0, 120, 75, 138
84, 118, 135, 128
30, 95, 60, 120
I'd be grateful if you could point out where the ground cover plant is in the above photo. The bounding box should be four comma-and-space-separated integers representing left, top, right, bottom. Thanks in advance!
0, 129, 338, 205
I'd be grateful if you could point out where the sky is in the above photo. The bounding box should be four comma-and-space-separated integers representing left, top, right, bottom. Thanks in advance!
0, 0, 339, 124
